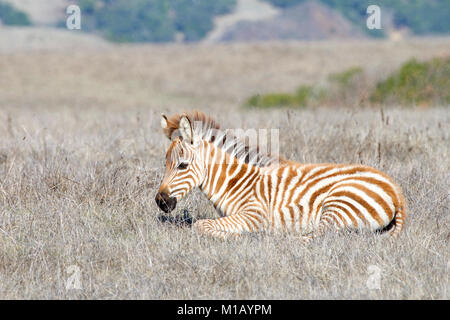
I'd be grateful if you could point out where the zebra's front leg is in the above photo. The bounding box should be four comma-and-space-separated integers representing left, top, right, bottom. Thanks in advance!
193, 212, 266, 240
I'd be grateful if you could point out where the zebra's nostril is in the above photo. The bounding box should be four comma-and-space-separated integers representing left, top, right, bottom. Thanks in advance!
155, 192, 177, 213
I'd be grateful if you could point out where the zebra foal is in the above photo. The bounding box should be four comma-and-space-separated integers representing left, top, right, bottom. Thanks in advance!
155, 111, 406, 241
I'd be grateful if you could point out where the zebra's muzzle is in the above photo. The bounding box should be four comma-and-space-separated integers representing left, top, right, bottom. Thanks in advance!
155, 192, 177, 213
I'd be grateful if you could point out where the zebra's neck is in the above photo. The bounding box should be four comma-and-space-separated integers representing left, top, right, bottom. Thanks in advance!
199, 140, 260, 216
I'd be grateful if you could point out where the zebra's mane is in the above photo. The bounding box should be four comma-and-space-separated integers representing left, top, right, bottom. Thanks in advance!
163, 110, 285, 168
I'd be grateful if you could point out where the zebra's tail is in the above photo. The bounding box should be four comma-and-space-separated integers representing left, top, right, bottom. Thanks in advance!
389, 205, 407, 238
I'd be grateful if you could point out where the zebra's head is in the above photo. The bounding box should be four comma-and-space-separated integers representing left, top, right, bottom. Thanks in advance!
155, 114, 205, 213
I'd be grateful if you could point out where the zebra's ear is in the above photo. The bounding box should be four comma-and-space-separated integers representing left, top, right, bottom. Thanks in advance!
179, 115, 199, 145
161, 114, 168, 129
161, 114, 172, 140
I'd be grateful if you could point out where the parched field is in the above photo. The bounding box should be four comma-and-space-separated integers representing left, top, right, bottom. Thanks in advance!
0, 38, 449, 299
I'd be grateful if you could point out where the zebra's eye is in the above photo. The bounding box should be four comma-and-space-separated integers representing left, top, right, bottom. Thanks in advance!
177, 162, 189, 170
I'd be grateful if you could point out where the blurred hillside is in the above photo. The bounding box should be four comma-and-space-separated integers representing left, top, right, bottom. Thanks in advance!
1, 0, 449, 42
219, 1, 366, 41
264, 0, 450, 37
2, 0, 67, 26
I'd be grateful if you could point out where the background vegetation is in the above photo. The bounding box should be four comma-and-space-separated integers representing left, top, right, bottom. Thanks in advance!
0, 0, 31, 26
78, 0, 236, 42
2, 0, 449, 42
245, 57, 450, 109
264, 0, 450, 37
370, 57, 450, 106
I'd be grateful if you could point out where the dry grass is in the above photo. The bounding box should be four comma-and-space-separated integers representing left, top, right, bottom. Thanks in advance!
0, 38, 449, 299
1, 37, 449, 111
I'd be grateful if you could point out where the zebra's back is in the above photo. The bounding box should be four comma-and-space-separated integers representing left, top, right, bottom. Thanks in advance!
258, 163, 406, 236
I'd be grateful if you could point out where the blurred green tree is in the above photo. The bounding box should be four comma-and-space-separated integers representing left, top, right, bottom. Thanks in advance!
78, 0, 236, 42
0, 1, 32, 26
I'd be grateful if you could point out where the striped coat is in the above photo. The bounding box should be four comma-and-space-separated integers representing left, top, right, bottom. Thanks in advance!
155, 111, 406, 241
